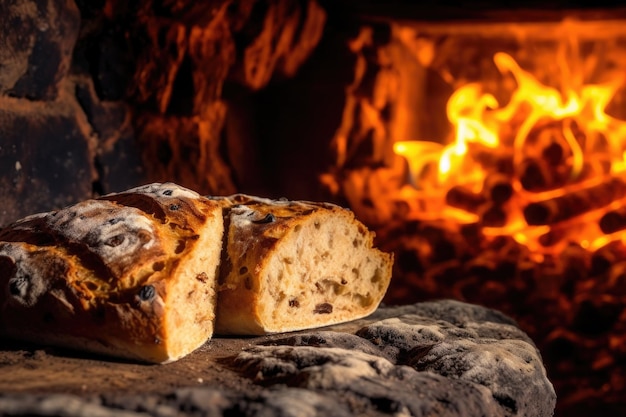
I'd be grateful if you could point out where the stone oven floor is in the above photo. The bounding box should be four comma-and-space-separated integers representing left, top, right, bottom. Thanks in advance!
0, 300, 556, 417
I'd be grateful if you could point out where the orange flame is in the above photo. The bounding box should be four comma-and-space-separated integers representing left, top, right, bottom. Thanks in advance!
394, 51, 626, 254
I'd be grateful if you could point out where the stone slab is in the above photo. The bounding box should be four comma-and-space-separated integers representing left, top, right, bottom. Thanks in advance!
0, 300, 556, 416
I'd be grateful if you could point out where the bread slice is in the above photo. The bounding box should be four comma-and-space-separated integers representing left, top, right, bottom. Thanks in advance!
212, 194, 393, 335
0, 183, 223, 363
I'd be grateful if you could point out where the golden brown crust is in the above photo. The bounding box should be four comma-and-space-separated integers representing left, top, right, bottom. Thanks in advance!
213, 194, 393, 335
0, 187, 392, 360
0, 183, 223, 363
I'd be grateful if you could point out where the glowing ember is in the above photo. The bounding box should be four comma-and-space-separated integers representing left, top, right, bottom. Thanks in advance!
394, 51, 626, 256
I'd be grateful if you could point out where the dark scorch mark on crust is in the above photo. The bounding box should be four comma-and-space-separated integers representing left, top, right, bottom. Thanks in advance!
100, 193, 168, 223
251, 213, 276, 224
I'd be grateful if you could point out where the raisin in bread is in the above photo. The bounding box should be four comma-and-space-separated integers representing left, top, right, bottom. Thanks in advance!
0, 183, 223, 363
213, 194, 393, 335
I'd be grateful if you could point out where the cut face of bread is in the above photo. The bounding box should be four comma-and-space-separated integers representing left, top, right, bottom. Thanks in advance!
213, 194, 393, 335
0, 183, 223, 363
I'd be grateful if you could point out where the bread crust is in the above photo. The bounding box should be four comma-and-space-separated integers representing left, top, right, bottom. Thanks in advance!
213, 194, 393, 335
0, 186, 393, 360
0, 183, 223, 363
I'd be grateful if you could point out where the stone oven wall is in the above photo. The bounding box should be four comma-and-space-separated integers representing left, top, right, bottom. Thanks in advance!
0, 0, 329, 226
1, 0, 94, 224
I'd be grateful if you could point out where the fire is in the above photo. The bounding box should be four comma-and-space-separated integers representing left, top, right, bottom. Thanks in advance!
395, 50, 626, 255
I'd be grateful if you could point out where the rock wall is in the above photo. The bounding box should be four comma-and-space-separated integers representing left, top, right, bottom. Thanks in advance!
0, 0, 326, 226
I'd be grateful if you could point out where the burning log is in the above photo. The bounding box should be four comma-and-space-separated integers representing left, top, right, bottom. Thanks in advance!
542, 141, 565, 167
479, 203, 507, 227
444, 179, 510, 227
523, 177, 626, 226
445, 186, 486, 213
538, 228, 567, 248
599, 208, 626, 235
483, 173, 514, 205
446, 174, 514, 214
520, 154, 610, 193
472, 149, 515, 176
519, 158, 552, 192
592, 242, 626, 276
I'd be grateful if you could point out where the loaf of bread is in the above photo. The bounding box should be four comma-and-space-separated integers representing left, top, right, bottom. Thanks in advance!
212, 194, 393, 335
0, 183, 223, 363
0, 184, 393, 361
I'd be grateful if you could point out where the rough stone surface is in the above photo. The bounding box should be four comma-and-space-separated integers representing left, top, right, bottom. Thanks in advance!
0, 82, 96, 227
0, 75, 148, 227
74, 77, 146, 194
0, 0, 80, 100
135, 107, 236, 195
0, 300, 556, 417
128, 0, 327, 196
